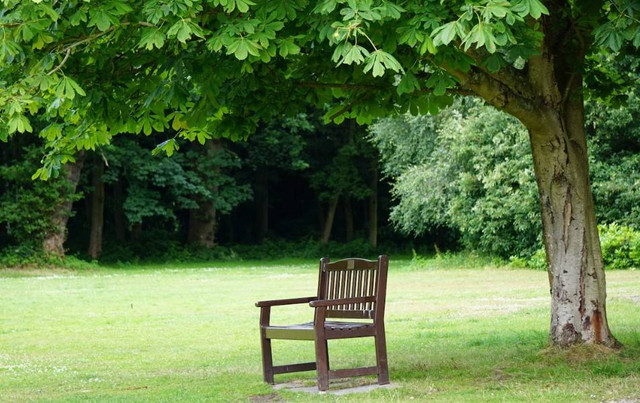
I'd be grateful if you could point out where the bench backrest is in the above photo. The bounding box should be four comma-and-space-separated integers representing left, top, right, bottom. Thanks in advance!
316, 255, 388, 321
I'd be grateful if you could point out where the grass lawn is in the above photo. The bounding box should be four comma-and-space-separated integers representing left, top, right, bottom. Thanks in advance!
1, 256, 639, 402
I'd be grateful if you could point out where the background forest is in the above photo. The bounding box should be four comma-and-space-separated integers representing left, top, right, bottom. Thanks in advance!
2, 92, 640, 268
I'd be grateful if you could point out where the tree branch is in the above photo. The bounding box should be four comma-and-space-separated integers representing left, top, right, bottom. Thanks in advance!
327, 91, 372, 121
299, 81, 384, 90
47, 47, 71, 76
464, 48, 535, 101
45, 21, 156, 75
441, 62, 539, 127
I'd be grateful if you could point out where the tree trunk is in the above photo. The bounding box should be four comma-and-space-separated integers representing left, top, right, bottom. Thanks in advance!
88, 161, 105, 259
131, 223, 142, 240
113, 180, 127, 243
368, 159, 378, 248
441, 16, 617, 346
316, 198, 325, 235
255, 168, 269, 243
344, 197, 354, 242
188, 200, 216, 248
188, 140, 221, 248
42, 152, 85, 257
321, 197, 339, 244
529, 104, 616, 347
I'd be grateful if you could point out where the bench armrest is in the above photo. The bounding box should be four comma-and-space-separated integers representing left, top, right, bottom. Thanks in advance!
255, 296, 317, 307
309, 296, 375, 308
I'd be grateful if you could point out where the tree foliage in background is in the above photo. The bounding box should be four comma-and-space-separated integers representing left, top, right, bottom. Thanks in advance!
589, 92, 640, 227
370, 98, 541, 258
371, 90, 640, 263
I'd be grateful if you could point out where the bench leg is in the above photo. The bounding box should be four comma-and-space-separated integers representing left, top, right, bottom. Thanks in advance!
259, 306, 275, 384
375, 329, 390, 385
315, 337, 329, 391
260, 336, 275, 384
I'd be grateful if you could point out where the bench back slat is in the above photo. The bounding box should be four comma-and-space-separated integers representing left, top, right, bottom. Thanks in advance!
317, 256, 388, 320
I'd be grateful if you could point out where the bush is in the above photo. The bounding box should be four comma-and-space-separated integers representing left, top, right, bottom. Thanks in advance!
525, 224, 640, 270
95, 237, 394, 265
226, 238, 381, 260
525, 248, 547, 270
0, 246, 99, 270
599, 223, 640, 269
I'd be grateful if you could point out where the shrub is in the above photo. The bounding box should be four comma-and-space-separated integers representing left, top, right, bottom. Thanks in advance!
525, 224, 640, 270
599, 223, 640, 269
526, 248, 548, 270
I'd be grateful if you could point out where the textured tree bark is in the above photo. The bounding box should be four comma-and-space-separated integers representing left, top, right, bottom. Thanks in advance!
88, 161, 105, 259
529, 105, 616, 347
321, 197, 339, 244
42, 152, 85, 257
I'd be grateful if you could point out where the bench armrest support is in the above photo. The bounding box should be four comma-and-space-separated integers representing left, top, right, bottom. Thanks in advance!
255, 296, 317, 308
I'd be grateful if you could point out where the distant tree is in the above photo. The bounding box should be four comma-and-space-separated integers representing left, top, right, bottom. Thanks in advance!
86, 154, 105, 259
101, 137, 250, 248
241, 115, 311, 242
308, 120, 375, 244
0, 144, 83, 257
183, 140, 252, 248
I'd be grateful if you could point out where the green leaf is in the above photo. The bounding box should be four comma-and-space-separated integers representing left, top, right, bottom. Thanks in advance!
511, 0, 549, 19
363, 50, 403, 77
608, 30, 623, 52
483, 54, 504, 72
235, 0, 256, 13
88, 9, 113, 31
66, 76, 86, 97
196, 131, 211, 145
168, 20, 194, 43
419, 36, 436, 55
432, 22, 459, 46
279, 39, 300, 57
229, 39, 248, 59
153, 138, 179, 157
41, 124, 62, 141
397, 71, 420, 95
339, 43, 369, 65
226, 37, 261, 60
69, 9, 88, 26
139, 29, 166, 50
433, 78, 447, 96
528, 0, 549, 19
42, 5, 59, 21
485, 2, 510, 19
32, 168, 44, 181
55, 76, 85, 100
8, 115, 33, 134
0, 39, 22, 63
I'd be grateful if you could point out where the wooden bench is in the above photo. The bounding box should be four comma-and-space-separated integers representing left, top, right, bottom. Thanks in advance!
255, 255, 390, 391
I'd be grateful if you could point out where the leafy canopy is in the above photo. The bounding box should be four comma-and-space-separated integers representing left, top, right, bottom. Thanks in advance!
1, 0, 639, 177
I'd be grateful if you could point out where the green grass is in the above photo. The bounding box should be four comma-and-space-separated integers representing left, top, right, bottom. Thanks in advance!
1, 256, 639, 402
